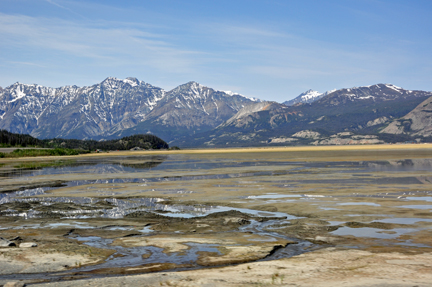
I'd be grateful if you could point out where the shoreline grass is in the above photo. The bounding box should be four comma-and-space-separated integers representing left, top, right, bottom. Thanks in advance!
0, 148, 89, 158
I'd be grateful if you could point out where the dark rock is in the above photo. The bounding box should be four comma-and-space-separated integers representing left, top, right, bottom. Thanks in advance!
0, 237, 16, 247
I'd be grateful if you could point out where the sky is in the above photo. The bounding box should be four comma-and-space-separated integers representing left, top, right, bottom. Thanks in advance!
0, 0, 431, 102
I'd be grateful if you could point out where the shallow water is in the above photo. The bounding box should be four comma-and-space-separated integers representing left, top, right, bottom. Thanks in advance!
337, 202, 381, 207
71, 235, 223, 271
2, 155, 432, 223
0, 195, 294, 219
373, 218, 432, 224
331, 227, 418, 239
398, 205, 432, 210
406, 196, 432, 202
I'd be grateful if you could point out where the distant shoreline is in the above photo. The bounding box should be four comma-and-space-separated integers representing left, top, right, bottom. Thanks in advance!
1, 143, 430, 162
89, 143, 432, 155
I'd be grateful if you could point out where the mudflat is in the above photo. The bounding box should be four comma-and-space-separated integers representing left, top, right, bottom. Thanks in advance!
1, 144, 432, 286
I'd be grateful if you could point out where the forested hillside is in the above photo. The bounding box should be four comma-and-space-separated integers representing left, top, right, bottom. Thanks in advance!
0, 130, 169, 150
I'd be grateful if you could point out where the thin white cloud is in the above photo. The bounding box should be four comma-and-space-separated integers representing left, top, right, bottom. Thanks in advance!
45, 0, 87, 19
45, 0, 66, 9
249, 66, 331, 79
0, 13, 204, 74
9, 61, 47, 68
199, 21, 414, 81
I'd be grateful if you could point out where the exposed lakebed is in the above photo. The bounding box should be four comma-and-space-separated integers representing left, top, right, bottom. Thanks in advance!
1, 148, 432, 284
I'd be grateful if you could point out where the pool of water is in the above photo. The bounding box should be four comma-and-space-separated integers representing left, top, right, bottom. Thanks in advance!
398, 205, 432, 210
331, 227, 418, 239
373, 218, 432, 224
406, 196, 432, 202
337, 202, 381, 207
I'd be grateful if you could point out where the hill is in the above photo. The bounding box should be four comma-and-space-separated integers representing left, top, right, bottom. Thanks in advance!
0, 130, 169, 151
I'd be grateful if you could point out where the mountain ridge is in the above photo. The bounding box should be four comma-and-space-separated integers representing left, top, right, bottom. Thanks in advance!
174, 83, 432, 147
1, 78, 432, 147
0, 78, 255, 142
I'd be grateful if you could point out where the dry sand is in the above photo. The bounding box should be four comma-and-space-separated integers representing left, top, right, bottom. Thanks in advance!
28, 248, 432, 287
2, 143, 431, 161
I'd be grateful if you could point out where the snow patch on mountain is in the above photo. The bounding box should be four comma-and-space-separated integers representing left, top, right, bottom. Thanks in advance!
322, 89, 336, 96
222, 90, 261, 102
300, 90, 322, 101
385, 84, 403, 94
283, 89, 326, 106
123, 77, 139, 87
10, 85, 26, 103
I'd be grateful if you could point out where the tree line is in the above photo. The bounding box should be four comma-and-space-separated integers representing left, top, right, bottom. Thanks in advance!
0, 130, 169, 150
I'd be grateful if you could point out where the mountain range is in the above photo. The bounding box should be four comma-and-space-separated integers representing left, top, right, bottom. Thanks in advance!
1, 78, 431, 147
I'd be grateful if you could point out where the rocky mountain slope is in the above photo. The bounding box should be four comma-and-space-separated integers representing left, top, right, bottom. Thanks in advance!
381, 95, 432, 138
0, 77, 164, 139
0, 78, 254, 142
109, 82, 257, 141
175, 84, 432, 147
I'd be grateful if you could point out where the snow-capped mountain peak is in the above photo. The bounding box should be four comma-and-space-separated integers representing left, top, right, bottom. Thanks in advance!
298, 89, 322, 101
222, 90, 261, 102
283, 89, 325, 106
100, 77, 153, 89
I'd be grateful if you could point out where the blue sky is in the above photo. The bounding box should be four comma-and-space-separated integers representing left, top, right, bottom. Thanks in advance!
1, 0, 431, 102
